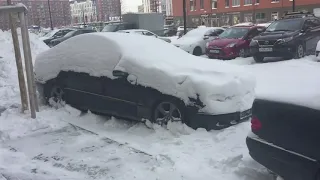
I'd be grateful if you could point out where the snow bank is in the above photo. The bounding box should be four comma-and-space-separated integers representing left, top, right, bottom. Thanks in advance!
35, 32, 255, 114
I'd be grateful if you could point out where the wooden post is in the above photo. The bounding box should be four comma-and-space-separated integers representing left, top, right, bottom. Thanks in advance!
19, 12, 36, 119
7, 0, 29, 112
23, 16, 39, 112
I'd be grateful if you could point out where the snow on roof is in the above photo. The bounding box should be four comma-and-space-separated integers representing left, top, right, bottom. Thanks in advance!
35, 32, 255, 114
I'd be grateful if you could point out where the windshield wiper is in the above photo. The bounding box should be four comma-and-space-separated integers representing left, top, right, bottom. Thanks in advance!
273, 29, 291, 32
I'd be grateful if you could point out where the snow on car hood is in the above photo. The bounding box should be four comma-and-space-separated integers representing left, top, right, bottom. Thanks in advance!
172, 36, 200, 46
35, 32, 255, 115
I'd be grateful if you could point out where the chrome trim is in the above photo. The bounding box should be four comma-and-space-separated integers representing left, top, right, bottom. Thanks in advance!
64, 87, 138, 105
248, 132, 317, 162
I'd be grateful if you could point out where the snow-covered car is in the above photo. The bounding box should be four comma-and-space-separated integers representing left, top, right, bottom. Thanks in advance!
117, 29, 171, 43
34, 32, 255, 130
172, 27, 225, 56
316, 40, 320, 60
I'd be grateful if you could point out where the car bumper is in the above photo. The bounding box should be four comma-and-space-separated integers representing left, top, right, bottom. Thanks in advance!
246, 133, 318, 180
206, 47, 238, 59
250, 43, 296, 57
187, 108, 252, 130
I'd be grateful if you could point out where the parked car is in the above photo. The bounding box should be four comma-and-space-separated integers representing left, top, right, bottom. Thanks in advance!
34, 32, 255, 131
39, 28, 75, 46
172, 27, 225, 56
246, 99, 320, 180
250, 11, 320, 63
164, 28, 177, 37
316, 40, 320, 60
49, 28, 96, 47
206, 25, 266, 59
117, 29, 171, 43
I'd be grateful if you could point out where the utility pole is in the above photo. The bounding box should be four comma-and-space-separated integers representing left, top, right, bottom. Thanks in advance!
47, 0, 53, 30
292, 0, 295, 12
182, 0, 187, 34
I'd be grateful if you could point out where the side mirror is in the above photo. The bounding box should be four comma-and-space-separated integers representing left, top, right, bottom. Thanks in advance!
203, 35, 209, 40
112, 70, 129, 78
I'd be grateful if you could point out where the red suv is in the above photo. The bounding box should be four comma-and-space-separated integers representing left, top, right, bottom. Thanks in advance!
206, 25, 266, 59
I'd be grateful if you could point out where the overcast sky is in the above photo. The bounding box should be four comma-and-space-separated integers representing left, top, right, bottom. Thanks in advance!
123, 0, 141, 13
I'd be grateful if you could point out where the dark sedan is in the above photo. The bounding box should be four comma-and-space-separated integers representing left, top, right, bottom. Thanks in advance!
49, 29, 96, 47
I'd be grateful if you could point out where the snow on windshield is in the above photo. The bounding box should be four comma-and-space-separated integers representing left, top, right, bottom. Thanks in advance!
35, 32, 255, 115
219, 27, 249, 39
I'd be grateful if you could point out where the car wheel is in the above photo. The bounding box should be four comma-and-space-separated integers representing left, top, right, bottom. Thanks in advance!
239, 48, 248, 58
253, 55, 264, 63
153, 101, 185, 126
193, 46, 202, 56
294, 43, 304, 59
49, 84, 65, 105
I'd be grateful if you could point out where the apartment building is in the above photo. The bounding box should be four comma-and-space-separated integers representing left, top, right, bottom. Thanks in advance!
172, 0, 320, 27
0, 0, 71, 30
96, 0, 120, 22
70, 0, 95, 24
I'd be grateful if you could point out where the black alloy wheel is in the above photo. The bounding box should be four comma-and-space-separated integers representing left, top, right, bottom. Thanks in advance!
153, 101, 184, 126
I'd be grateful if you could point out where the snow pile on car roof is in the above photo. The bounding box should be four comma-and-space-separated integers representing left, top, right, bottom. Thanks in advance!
35, 32, 255, 114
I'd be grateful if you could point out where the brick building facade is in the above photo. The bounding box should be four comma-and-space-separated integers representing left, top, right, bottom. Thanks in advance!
172, 0, 320, 27
0, 0, 71, 30
96, 0, 120, 22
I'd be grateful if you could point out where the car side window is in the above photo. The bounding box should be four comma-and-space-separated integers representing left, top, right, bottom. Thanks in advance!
205, 30, 218, 37
215, 29, 224, 35
134, 31, 144, 35
309, 18, 320, 27
303, 20, 314, 30
143, 31, 155, 36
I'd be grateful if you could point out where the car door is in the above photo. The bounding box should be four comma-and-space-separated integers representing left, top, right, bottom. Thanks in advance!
102, 76, 139, 120
61, 71, 107, 113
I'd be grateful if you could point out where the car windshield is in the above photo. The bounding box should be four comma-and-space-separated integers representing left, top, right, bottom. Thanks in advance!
183, 28, 213, 37
102, 24, 118, 32
64, 30, 76, 38
266, 19, 303, 32
43, 30, 59, 37
218, 27, 249, 39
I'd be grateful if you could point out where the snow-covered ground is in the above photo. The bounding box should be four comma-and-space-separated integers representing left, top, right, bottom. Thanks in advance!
1, 29, 319, 180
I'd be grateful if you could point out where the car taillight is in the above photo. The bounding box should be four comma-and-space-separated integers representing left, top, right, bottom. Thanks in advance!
251, 116, 262, 131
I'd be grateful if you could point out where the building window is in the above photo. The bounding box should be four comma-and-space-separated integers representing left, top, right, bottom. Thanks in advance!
232, 0, 240, 7
271, 0, 279, 2
190, 0, 195, 11
211, 0, 217, 9
271, 12, 278, 20
255, 0, 260, 3
244, 0, 252, 5
244, 13, 253, 22
200, 0, 204, 9
256, 12, 266, 20
225, 0, 229, 7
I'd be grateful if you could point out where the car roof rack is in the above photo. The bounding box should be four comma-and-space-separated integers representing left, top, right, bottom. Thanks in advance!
282, 11, 315, 19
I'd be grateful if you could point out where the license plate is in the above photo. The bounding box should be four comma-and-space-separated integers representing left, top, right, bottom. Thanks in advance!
210, 49, 220, 53
240, 109, 252, 119
259, 47, 272, 52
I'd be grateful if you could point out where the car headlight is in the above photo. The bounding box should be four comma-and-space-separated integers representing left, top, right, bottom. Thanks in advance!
226, 43, 237, 48
250, 39, 258, 46
206, 42, 210, 48
277, 36, 293, 44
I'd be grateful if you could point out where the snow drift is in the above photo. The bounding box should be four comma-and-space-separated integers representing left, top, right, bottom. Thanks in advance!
34, 32, 255, 114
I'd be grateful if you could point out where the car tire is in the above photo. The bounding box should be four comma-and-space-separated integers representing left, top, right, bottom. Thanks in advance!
294, 43, 305, 59
253, 55, 264, 63
152, 99, 185, 126
193, 46, 202, 56
44, 81, 66, 107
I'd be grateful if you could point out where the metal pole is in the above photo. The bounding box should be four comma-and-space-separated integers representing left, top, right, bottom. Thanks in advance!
19, 12, 37, 119
6, 0, 29, 112
47, 0, 53, 30
292, 0, 295, 12
183, 0, 187, 34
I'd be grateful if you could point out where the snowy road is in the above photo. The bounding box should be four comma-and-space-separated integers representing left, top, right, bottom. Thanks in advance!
1, 31, 320, 180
